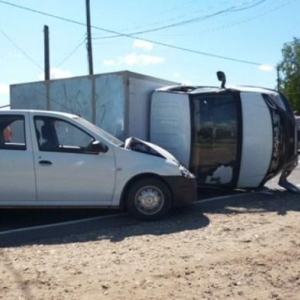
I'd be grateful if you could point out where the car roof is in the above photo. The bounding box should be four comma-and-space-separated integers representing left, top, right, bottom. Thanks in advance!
0, 109, 77, 118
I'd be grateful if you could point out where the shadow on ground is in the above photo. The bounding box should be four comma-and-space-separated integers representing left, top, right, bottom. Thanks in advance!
200, 188, 300, 215
1, 188, 300, 248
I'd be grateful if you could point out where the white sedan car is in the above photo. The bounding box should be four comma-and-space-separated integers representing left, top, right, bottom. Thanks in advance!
0, 109, 197, 221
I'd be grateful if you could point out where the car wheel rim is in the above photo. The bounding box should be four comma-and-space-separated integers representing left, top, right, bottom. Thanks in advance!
135, 186, 164, 215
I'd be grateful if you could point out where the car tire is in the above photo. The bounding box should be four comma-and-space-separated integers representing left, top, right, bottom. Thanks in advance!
126, 178, 172, 221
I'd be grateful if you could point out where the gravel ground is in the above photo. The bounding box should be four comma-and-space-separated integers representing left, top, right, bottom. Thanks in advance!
0, 188, 300, 300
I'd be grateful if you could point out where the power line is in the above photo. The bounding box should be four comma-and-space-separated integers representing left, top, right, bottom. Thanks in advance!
136, 38, 263, 66
0, 26, 43, 70
141, 0, 294, 37
100, 0, 230, 38
0, 104, 10, 109
0, 0, 267, 67
56, 38, 86, 67
0, 1, 86, 27
93, 0, 267, 39
230, 0, 266, 12
198, 0, 295, 36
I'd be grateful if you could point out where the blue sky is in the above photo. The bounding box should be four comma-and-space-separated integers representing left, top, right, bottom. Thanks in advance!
0, 0, 299, 107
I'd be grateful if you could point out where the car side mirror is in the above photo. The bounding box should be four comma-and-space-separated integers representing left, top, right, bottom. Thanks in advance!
217, 71, 226, 88
90, 140, 108, 153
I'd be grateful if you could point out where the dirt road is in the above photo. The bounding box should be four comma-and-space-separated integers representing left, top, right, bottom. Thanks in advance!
0, 188, 300, 300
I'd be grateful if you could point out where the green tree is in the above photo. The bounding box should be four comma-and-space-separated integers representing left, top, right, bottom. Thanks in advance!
278, 37, 300, 112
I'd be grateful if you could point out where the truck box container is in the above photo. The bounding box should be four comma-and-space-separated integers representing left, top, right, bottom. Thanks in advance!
10, 70, 176, 141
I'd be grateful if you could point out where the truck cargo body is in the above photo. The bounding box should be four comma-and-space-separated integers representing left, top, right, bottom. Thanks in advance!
10, 71, 176, 141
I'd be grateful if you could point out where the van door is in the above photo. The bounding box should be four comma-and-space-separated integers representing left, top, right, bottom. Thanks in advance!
33, 116, 115, 204
190, 92, 241, 187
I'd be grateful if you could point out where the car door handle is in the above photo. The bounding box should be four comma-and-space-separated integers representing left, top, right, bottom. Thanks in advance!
39, 160, 52, 165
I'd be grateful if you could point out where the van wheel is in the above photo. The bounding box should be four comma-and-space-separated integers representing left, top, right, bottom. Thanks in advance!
126, 178, 172, 221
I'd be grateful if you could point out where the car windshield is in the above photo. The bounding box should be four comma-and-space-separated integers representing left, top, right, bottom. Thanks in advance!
74, 116, 124, 146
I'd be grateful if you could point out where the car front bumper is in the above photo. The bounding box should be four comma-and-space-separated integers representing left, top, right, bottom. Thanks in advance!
163, 176, 198, 206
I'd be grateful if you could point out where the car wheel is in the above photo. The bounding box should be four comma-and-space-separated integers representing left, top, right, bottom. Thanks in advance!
126, 178, 172, 221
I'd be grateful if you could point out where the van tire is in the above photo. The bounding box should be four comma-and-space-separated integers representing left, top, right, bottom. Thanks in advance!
126, 178, 172, 221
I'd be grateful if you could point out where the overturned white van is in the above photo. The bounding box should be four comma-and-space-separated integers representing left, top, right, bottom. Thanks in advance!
150, 72, 298, 191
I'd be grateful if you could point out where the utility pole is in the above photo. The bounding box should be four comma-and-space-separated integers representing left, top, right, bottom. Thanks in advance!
44, 25, 50, 80
86, 0, 94, 75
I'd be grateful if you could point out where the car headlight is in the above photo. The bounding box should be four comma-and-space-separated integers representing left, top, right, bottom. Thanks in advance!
179, 165, 195, 178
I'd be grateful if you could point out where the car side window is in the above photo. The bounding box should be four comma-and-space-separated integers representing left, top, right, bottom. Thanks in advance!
34, 116, 95, 153
0, 115, 26, 150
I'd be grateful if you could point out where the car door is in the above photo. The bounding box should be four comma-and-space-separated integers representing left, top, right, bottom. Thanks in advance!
33, 115, 116, 205
0, 113, 36, 202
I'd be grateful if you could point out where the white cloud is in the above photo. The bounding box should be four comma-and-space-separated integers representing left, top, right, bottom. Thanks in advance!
50, 67, 73, 79
133, 39, 153, 51
123, 53, 164, 65
173, 72, 181, 80
0, 83, 9, 94
103, 53, 165, 66
259, 64, 274, 72
103, 39, 163, 67
172, 72, 191, 85
181, 79, 192, 85
7, 51, 23, 59
103, 59, 117, 66
39, 67, 73, 80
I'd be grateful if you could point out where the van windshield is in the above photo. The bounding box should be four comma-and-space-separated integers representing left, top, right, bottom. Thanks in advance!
190, 92, 239, 186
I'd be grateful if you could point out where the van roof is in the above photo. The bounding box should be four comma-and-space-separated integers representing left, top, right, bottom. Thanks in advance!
156, 85, 278, 95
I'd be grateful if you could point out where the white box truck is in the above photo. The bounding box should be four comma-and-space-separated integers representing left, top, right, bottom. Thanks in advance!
10, 70, 298, 191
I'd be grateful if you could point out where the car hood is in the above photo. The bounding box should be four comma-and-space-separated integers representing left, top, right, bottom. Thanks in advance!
124, 137, 179, 165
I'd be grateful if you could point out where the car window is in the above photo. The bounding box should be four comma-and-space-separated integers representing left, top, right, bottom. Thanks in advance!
0, 115, 26, 150
76, 116, 123, 146
34, 116, 95, 153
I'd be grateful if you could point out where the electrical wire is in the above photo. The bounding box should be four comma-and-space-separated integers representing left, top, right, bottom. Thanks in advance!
55, 38, 86, 67
0, 26, 43, 70
141, 0, 293, 37
92, 0, 268, 39
0, 104, 10, 109
0, 1, 86, 27
98, 0, 229, 38
0, 0, 276, 67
